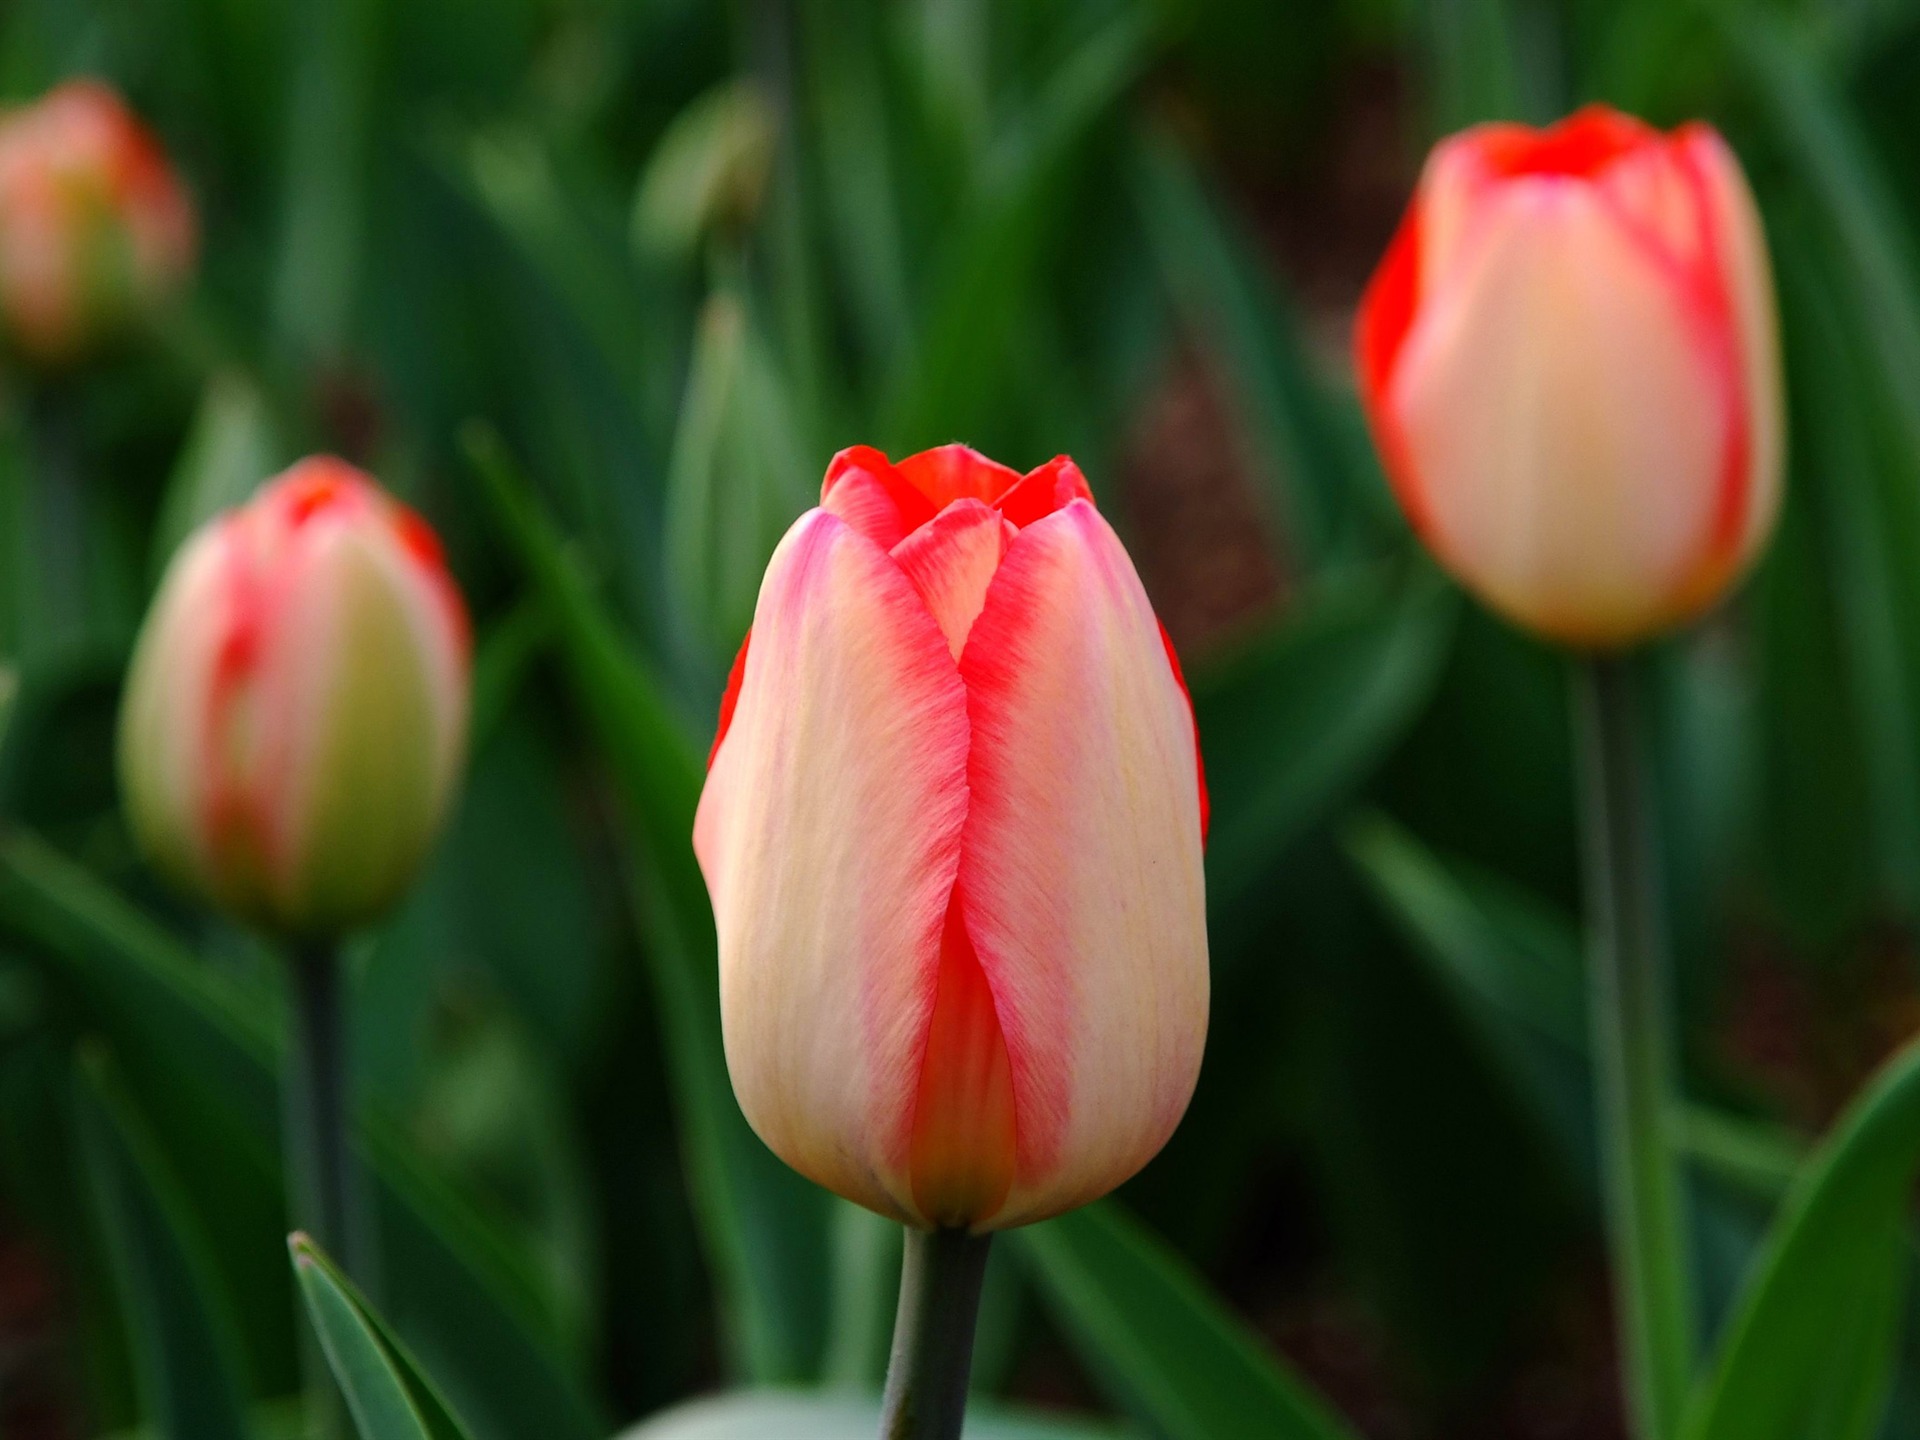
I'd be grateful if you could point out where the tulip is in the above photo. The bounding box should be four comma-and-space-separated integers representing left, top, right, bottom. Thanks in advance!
0, 79, 195, 364
119, 457, 470, 940
1354, 104, 1784, 647
695, 443, 1209, 1235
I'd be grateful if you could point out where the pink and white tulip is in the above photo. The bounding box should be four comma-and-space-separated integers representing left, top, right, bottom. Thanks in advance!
119, 458, 470, 938
0, 80, 195, 364
1355, 105, 1784, 647
696, 444, 1209, 1232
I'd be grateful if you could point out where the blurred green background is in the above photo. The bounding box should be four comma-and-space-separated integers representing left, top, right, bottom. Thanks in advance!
7, 0, 1920, 1437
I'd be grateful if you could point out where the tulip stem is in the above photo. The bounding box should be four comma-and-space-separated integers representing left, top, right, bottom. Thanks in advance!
285, 940, 357, 1274
878, 1227, 992, 1440
1575, 655, 1696, 1440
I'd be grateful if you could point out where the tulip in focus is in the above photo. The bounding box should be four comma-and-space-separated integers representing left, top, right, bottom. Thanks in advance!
119, 458, 470, 939
1355, 105, 1784, 647
0, 79, 195, 364
696, 444, 1209, 1232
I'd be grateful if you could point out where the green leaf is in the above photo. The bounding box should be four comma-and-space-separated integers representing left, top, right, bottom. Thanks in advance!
1731, 14, 1920, 917
880, 9, 1156, 449
0, 662, 18, 756
466, 424, 831, 1383
1419, 0, 1534, 131
1680, 1030, 1920, 1440
1127, 127, 1376, 567
664, 292, 815, 650
73, 1047, 252, 1440
1195, 565, 1455, 910
615, 1390, 1125, 1440
291, 1233, 475, 1440
1016, 1200, 1359, 1440
632, 81, 777, 262
1342, 810, 1806, 1200
149, 372, 283, 584
456, 128, 680, 435
0, 830, 604, 1440
820, 1201, 899, 1391
272, 0, 380, 359
798, 0, 914, 376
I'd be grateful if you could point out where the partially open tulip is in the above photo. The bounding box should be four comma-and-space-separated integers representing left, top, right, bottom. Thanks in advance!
0, 79, 195, 364
1355, 106, 1783, 647
695, 444, 1208, 1232
119, 458, 470, 938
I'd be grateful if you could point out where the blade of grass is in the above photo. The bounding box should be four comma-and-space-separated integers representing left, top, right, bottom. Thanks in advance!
465, 422, 831, 1383
1680, 1030, 1920, 1440
1017, 1200, 1359, 1440
0, 829, 604, 1439
74, 1046, 253, 1440
291, 1233, 475, 1440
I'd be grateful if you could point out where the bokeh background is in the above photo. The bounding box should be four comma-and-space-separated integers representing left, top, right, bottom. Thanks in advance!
3, 0, 1920, 1436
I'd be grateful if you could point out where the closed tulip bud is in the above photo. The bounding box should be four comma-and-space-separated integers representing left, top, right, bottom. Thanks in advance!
1355, 106, 1784, 647
696, 444, 1209, 1232
0, 80, 195, 365
118, 458, 470, 939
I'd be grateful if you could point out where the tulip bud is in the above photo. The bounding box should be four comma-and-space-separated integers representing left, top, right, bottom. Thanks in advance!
1355, 105, 1784, 647
696, 444, 1209, 1232
0, 80, 196, 365
118, 458, 470, 939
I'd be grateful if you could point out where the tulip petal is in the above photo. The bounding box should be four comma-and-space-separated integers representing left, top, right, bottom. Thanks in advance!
890, 499, 1015, 658
896, 444, 1022, 509
821, 445, 936, 550
696, 508, 972, 1222
954, 500, 1208, 1228
1386, 175, 1730, 644
1680, 125, 1784, 586
995, 456, 1095, 530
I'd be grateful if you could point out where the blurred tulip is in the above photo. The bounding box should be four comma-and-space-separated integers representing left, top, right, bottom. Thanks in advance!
695, 443, 1209, 1232
119, 458, 470, 938
1355, 105, 1784, 647
0, 79, 195, 364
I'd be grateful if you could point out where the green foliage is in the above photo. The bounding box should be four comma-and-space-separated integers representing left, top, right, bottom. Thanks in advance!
292, 1234, 477, 1440
1018, 1201, 1357, 1440
10, 0, 1920, 1436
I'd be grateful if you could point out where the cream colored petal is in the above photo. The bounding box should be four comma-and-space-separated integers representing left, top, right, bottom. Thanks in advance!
695, 508, 972, 1222
890, 499, 1015, 659
955, 501, 1208, 1228
1387, 179, 1727, 644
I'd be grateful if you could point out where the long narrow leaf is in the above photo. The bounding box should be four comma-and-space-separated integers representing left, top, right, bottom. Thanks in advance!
1195, 565, 1454, 911
0, 830, 603, 1440
466, 424, 830, 1383
1017, 1200, 1358, 1440
291, 1234, 474, 1440
1680, 1031, 1920, 1440
74, 1047, 252, 1440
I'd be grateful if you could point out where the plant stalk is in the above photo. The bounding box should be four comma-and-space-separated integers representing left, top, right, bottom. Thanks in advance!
285, 939, 355, 1440
1575, 654, 1697, 1440
877, 1226, 992, 1440
286, 940, 356, 1266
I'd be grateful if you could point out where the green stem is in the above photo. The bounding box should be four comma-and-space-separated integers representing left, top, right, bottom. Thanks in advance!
285, 940, 356, 1440
1575, 654, 1697, 1440
877, 1227, 992, 1440
29, 385, 86, 657
287, 941, 355, 1265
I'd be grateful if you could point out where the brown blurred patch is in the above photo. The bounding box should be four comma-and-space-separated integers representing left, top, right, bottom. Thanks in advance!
0, 1206, 81, 1440
1717, 925, 1920, 1131
1118, 346, 1284, 658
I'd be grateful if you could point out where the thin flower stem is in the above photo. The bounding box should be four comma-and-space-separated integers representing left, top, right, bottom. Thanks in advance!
287, 940, 355, 1267
285, 939, 356, 1440
1575, 654, 1697, 1440
877, 1227, 992, 1440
